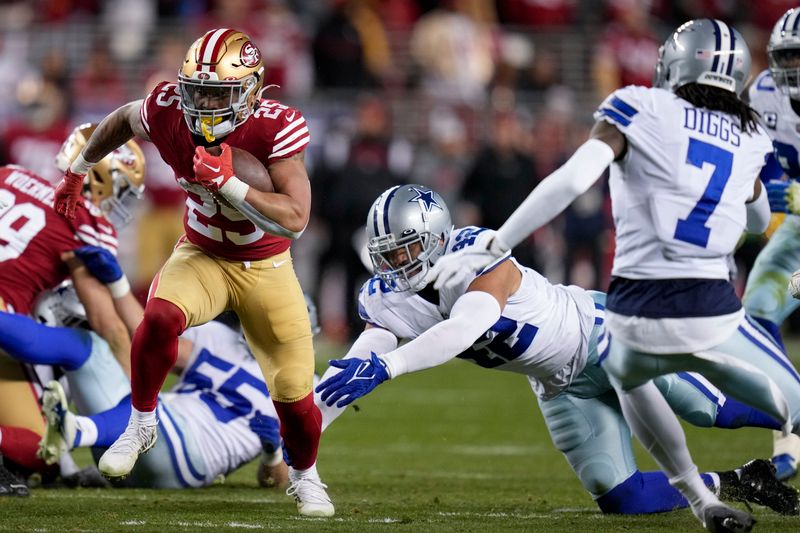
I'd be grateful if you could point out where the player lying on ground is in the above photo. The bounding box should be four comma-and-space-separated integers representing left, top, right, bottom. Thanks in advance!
315, 184, 799, 516
430, 18, 800, 533
0, 265, 290, 489
0, 124, 145, 492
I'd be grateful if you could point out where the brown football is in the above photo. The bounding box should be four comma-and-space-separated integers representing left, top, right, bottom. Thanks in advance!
206, 145, 274, 192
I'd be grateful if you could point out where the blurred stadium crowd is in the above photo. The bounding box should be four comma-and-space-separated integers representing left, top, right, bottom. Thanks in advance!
0, 0, 794, 340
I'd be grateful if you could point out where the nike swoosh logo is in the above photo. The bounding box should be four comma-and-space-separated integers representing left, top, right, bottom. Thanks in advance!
272, 260, 288, 268
286, 111, 296, 121
202, 162, 221, 173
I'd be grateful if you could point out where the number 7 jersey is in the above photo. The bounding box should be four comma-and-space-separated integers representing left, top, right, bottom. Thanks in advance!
595, 86, 773, 279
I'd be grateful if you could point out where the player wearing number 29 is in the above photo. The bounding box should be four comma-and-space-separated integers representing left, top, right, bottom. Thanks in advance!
51, 29, 333, 516
431, 19, 800, 532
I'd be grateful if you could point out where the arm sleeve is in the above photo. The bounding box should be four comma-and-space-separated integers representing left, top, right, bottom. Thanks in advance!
380, 291, 501, 378
494, 139, 615, 250
746, 184, 771, 234
234, 200, 305, 239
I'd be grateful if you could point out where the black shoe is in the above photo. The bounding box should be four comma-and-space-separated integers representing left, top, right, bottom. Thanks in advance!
62, 466, 111, 488
721, 459, 800, 515
702, 505, 755, 533
0, 455, 29, 497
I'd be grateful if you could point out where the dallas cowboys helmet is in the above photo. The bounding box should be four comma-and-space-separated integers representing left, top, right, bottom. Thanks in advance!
33, 283, 89, 329
768, 8, 800, 98
366, 184, 453, 292
654, 19, 751, 95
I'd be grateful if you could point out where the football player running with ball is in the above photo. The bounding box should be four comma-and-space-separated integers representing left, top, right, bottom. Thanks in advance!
52, 29, 332, 517
744, 7, 800, 481
432, 19, 800, 532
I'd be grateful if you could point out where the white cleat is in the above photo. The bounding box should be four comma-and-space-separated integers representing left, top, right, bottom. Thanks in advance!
286, 467, 335, 517
38, 380, 75, 465
772, 431, 800, 481
98, 422, 157, 479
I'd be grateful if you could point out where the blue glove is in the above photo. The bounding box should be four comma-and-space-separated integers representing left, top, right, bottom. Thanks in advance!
315, 352, 390, 408
249, 411, 281, 454
73, 245, 123, 284
766, 180, 790, 213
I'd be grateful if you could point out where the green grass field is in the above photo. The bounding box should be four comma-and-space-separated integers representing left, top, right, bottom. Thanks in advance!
2, 339, 799, 532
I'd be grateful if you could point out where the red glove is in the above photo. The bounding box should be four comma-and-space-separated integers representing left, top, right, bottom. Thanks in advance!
192, 143, 234, 193
53, 170, 86, 219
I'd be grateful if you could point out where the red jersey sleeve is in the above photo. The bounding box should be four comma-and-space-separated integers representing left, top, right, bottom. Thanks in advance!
69, 201, 119, 255
261, 104, 311, 163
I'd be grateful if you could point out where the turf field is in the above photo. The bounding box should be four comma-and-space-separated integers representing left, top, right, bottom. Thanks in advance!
3, 339, 799, 532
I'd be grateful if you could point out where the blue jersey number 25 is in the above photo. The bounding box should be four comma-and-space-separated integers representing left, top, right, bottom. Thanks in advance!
674, 138, 734, 248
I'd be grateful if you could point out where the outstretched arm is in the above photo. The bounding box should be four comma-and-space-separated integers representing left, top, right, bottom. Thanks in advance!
432, 122, 623, 289
316, 260, 521, 407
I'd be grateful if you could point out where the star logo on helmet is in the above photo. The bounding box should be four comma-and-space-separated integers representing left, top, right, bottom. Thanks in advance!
408, 187, 441, 212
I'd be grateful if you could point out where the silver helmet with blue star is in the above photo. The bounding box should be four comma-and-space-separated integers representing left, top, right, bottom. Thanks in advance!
366, 184, 453, 292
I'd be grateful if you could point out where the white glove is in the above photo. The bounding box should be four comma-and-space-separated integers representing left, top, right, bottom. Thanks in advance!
431, 231, 510, 290
789, 269, 800, 299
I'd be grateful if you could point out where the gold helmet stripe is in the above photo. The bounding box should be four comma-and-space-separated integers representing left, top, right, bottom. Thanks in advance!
197, 28, 236, 74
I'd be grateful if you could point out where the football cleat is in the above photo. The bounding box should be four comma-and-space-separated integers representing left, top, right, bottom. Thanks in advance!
722, 459, 800, 515
38, 380, 76, 465
0, 454, 29, 497
286, 467, 335, 517
98, 422, 157, 479
702, 504, 755, 533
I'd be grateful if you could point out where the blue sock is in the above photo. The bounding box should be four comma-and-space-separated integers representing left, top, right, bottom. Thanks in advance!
715, 397, 782, 429
88, 395, 132, 447
750, 316, 786, 351
596, 470, 716, 514
0, 312, 92, 370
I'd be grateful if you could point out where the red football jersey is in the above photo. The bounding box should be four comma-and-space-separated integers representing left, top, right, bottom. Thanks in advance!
0, 165, 117, 314
140, 81, 311, 261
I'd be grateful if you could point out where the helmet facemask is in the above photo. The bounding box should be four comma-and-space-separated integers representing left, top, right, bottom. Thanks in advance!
178, 73, 261, 142
368, 229, 444, 293
769, 48, 800, 98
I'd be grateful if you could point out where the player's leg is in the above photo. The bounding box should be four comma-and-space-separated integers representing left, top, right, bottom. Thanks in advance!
742, 217, 800, 479
233, 251, 333, 517
601, 341, 734, 524
99, 242, 229, 479
0, 355, 55, 478
0, 314, 130, 415
41, 383, 206, 488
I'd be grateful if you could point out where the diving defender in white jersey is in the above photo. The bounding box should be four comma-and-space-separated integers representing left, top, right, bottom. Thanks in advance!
431, 19, 800, 532
315, 184, 798, 516
742, 7, 800, 481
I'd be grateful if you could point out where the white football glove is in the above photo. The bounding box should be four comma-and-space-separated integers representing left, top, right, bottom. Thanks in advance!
431, 231, 510, 290
789, 269, 800, 299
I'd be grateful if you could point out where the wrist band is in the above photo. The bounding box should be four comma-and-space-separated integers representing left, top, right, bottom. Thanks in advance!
69, 153, 94, 175
108, 276, 131, 299
220, 176, 250, 205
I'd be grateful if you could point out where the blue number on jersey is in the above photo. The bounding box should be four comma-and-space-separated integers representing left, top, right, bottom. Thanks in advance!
175, 349, 269, 423
674, 138, 734, 248
457, 316, 538, 368
773, 141, 800, 178
451, 227, 488, 252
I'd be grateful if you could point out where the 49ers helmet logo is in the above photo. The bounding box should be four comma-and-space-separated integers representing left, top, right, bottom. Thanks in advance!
240, 42, 261, 68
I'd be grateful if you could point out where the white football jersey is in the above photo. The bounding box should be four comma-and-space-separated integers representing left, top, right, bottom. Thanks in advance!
358, 227, 599, 395
748, 69, 800, 178
164, 322, 277, 483
595, 86, 773, 279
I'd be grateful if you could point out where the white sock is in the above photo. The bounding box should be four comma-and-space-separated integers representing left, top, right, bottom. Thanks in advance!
73, 415, 99, 448
291, 462, 319, 479
59, 451, 79, 477
617, 381, 720, 516
131, 407, 157, 427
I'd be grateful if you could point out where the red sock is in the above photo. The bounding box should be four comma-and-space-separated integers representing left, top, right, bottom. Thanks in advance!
0, 426, 53, 474
273, 392, 321, 470
130, 297, 186, 412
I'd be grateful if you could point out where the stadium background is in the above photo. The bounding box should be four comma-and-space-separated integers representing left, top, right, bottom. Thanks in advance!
3, 1, 800, 530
